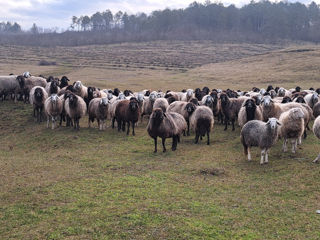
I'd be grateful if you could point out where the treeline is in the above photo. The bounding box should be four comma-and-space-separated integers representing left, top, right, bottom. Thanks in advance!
1, 1, 320, 46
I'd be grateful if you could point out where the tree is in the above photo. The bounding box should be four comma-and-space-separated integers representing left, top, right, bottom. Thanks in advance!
71, 16, 78, 31
81, 16, 91, 31
31, 23, 39, 34
102, 10, 113, 30
91, 12, 104, 31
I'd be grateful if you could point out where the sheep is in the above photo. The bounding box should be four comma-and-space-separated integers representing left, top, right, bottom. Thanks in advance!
84, 86, 96, 108
240, 118, 281, 165
182, 89, 194, 102
278, 108, 305, 153
153, 98, 169, 112
73, 81, 88, 99
29, 86, 48, 123
313, 102, 320, 118
220, 93, 248, 131
304, 92, 319, 108
167, 101, 196, 136
278, 87, 291, 97
115, 97, 140, 135
44, 94, 63, 129
238, 98, 263, 128
88, 97, 109, 130
312, 116, 320, 163
141, 92, 157, 121
195, 88, 207, 101
0, 75, 19, 101
109, 95, 126, 128
190, 106, 214, 145
64, 92, 87, 130
59, 76, 70, 89
16, 75, 47, 103
147, 108, 187, 153
281, 96, 292, 103
45, 79, 60, 96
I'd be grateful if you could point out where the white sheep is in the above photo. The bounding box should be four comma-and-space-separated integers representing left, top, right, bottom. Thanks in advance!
278, 108, 305, 153
240, 118, 281, 165
44, 94, 63, 129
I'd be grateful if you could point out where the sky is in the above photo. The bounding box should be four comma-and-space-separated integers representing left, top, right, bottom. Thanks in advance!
0, 0, 319, 30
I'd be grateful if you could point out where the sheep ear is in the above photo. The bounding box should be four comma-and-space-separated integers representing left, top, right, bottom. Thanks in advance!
277, 121, 281, 126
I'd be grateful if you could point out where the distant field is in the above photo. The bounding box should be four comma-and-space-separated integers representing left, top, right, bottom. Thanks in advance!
1, 41, 320, 239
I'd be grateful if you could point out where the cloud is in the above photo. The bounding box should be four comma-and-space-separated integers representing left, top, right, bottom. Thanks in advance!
0, 0, 319, 30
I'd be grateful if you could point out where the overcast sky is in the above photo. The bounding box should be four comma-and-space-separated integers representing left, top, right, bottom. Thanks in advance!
0, 0, 318, 30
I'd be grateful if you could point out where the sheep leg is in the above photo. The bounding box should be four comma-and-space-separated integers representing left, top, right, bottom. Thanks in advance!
132, 121, 135, 136
224, 117, 228, 131
177, 135, 180, 143
264, 149, 269, 164
154, 137, 157, 153
162, 138, 166, 152
88, 118, 91, 128
283, 139, 288, 152
187, 120, 190, 136
303, 129, 307, 139
195, 132, 199, 144
232, 119, 235, 131
47, 116, 50, 128
122, 121, 126, 132
260, 149, 266, 165
77, 118, 80, 130
112, 117, 116, 129
298, 136, 302, 145
126, 122, 130, 135
172, 136, 177, 151
291, 139, 297, 153
117, 120, 121, 132
52, 117, 55, 130
73, 118, 77, 129
207, 130, 210, 145
247, 147, 251, 161
313, 154, 320, 163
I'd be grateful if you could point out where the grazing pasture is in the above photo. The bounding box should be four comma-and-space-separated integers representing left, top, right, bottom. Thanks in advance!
1, 41, 320, 239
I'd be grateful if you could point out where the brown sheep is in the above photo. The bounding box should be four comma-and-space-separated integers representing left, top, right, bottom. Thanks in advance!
147, 108, 187, 153
115, 97, 140, 135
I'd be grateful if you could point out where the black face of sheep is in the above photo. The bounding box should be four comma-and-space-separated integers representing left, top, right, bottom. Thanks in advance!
252, 87, 260, 92
145, 90, 150, 96
316, 88, 320, 94
220, 93, 229, 106
50, 80, 59, 94
129, 98, 139, 112
274, 87, 279, 93
244, 99, 256, 121
181, 89, 186, 93
60, 76, 69, 88
202, 87, 210, 95
267, 85, 274, 92
185, 103, 196, 115
295, 96, 305, 103
296, 86, 301, 92
151, 108, 165, 126
34, 88, 44, 102
87, 87, 95, 97
113, 88, 120, 97
47, 76, 54, 83
124, 90, 130, 97
16, 75, 25, 89
68, 93, 78, 108
281, 96, 292, 103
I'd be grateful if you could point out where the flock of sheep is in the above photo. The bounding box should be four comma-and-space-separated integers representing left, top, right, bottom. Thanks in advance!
1, 72, 320, 165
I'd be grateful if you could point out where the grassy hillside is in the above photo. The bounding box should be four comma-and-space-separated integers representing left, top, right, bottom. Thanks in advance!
0, 41, 320, 239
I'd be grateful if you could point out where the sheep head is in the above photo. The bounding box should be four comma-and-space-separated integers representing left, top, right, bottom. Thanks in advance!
129, 97, 139, 112
266, 118, 281, 130
185, 102, 196, 115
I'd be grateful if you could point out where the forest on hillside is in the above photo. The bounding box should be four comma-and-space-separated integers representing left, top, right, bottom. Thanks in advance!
1, 1, 320, 46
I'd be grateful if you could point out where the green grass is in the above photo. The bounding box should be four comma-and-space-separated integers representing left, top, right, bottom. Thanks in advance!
1, 101, 320, 239
1, 41, 320, 239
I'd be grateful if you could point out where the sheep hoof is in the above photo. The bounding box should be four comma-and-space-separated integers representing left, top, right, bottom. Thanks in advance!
163, 149, 166, 153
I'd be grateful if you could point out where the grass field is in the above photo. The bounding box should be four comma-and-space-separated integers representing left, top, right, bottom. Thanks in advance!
1, 41, 320, 239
